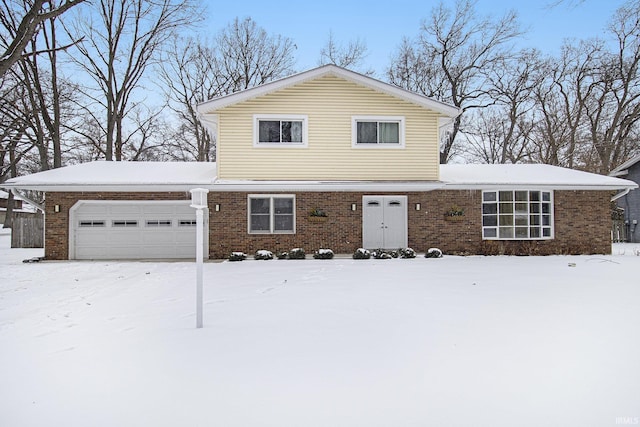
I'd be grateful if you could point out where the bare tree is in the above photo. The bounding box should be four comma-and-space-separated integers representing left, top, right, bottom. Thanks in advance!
318, 31, 374, 75
213, 17, 296, 95
388, 0, 522, 163
157, 37, 218, 161
527, 42, 599, 168
158, 19, 296, 161
582, 0, 640, 173
14, 13, 81, 171
0, 0, 86, 78
466, 50, 540, 163
68, 0, 202, 161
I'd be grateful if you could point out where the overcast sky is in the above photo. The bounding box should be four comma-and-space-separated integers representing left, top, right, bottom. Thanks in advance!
201, 0, 621, 76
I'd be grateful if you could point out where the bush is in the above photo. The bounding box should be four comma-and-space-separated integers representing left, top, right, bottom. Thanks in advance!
254, 250, 274, 260
313, 248, 334, 259
288, 248, 306, 260
399, 248, 416, 258
372, 249, 393, 259
277, 251, 289, 260
353, 248, 371, 259
425, 248, 443, 258
228, 252, 247, 262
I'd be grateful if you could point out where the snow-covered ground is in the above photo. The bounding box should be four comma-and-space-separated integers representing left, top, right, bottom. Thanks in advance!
1, 227, 639, 427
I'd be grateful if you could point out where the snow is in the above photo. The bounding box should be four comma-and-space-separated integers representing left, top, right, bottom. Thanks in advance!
4, 161, 636, 193
440, 164, 638, 190
1, 230, 640, 426
1, 161, 217, 191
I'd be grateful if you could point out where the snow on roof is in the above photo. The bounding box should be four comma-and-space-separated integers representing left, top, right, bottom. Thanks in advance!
2, 161, 635, 192
440, 164, 637, 190
2, 161, 217, 192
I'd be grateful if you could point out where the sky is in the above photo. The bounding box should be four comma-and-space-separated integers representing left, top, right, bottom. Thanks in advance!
201, 0, 622, 76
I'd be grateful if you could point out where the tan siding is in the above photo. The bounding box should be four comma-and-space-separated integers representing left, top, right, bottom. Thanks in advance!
214, 74, 442, 181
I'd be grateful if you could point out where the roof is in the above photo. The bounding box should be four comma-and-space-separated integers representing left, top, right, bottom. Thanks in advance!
1, 162, 217, 192
610, 154, 640, 177
440, 164, 638, 190
2, 161, 635, 193
196, 64, 461, 119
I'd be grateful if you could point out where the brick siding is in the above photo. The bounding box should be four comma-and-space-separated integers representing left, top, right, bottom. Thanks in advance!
45, 189, 612, 260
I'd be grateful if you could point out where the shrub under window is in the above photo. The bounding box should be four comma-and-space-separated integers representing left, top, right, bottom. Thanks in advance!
482, 190, 553, 240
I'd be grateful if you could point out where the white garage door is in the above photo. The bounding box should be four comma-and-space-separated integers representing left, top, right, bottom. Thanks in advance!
70, 201, 207, 260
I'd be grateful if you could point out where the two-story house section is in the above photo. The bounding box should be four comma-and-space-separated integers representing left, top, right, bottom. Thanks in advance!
3, 65, 637, 259
195, 65, 635, 258
197, 65, 459, 182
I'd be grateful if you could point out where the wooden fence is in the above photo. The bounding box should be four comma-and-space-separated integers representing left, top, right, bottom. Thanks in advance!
11, 215, 44, 248
612, 219, 628, 243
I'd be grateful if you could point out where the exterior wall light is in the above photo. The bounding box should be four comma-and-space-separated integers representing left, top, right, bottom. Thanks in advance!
415, 203, 421, 211
351, 203, 357, 211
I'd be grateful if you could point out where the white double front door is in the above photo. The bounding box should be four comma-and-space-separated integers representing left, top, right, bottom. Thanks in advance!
362, 195, 408, 249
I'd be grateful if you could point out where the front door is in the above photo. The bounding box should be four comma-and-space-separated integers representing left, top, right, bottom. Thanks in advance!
362, 196, 408, 249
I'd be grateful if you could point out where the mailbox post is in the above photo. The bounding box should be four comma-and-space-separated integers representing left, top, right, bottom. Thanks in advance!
190, 188, 209, 329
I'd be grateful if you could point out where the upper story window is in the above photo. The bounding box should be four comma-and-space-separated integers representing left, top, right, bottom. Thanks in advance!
254, 115, 308, 147
352, 116, 405, 148
482, 190, 553, 240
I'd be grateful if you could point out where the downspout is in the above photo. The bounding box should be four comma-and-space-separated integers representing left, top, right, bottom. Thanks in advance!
611, 187, 632, 202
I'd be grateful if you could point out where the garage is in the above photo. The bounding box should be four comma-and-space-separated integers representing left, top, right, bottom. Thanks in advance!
69, 201, 207, 260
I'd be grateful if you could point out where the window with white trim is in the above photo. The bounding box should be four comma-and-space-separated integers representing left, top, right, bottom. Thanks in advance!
352, 116, 405, 147
482, 190, 553, 240
254, 115, 307, 147
248, 195, 295, 234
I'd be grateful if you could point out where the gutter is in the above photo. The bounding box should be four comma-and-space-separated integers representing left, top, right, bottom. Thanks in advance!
612, 187, 633, 202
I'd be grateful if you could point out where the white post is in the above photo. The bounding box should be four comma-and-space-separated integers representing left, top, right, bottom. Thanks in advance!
195, 208, 204, 329
190, 188, 209, 329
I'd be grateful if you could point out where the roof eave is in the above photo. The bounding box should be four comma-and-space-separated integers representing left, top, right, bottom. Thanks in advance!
443, 183, 639, 191
1, 183, 212, 192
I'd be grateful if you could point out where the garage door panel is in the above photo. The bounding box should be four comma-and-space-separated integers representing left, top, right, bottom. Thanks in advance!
72, 201, 204, 260
142, 232, 177, 245
107, 230, 143, 244
110, 206, 139, 215
75, 231, 109, 245
143, 204, 183, 215
76, 205, 109, 215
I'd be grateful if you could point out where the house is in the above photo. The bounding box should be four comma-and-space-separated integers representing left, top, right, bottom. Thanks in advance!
2, 65, 637, 260
610, 155, 640, 242
0, 189, 40, 224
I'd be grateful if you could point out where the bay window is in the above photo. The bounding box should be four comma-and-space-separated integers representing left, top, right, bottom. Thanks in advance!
482, 190, 553, 240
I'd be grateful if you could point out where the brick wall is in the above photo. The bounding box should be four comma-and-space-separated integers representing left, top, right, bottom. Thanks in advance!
45, 189, 612, 260
208, 189, 613, 258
